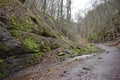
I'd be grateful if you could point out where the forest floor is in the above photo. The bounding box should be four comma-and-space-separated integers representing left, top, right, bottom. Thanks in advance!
7, 44, 120, 80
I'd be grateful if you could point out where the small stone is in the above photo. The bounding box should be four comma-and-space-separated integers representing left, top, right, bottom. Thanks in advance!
20, 66, 23, 69
59, 74, 64, 77
77, 73, 81, 76
58, 52, 65, 56
97, 57, 103, 59
63, 71, 67, 73
83, 67, 91, 71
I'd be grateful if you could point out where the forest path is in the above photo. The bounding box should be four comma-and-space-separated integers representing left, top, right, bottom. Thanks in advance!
8, 44, 120, 80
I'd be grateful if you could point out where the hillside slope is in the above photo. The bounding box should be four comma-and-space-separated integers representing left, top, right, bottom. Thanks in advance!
0, 0, 95, 79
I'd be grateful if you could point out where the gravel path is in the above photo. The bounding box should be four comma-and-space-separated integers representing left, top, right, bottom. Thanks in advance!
7, 44, 120, 80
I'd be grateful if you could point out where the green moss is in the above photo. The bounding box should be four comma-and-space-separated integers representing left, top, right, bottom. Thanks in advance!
47, 68, 52, 72
43, 46, 51, 52
0, 59, 4, 64
9, 17, 34, 31
40, 40, 51, 52
89, 32, 99, 42
0, 45, 10, 51
86, 44, 96, 53
10, 30, 20, 37
33, 52, 43, 60
44, 45, 51, 52
24, 52, 44, 68
41, 40, 45, 47
69, 44, 95, 56
69, 46, 82, 56
23, 38, 39, 53
0, 72, 6, 78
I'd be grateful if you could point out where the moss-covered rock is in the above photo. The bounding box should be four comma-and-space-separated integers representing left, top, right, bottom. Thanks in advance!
22, 38, 39, 53
8, 17, 33, 31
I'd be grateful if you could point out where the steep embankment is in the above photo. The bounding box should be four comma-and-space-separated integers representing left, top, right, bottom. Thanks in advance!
0, 0, 95, 79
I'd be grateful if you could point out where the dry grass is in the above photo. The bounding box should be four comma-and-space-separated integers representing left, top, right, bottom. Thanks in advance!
74, 35, 90, 46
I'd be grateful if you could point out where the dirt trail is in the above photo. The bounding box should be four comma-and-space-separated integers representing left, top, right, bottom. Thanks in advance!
7, 44, 120, 80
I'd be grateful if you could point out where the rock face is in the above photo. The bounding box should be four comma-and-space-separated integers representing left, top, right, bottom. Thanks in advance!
0, 0, 63, 57
0, 0, 66, 79
0, 26, 24, 58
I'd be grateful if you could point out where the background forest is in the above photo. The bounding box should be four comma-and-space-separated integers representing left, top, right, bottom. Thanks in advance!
23, 0, 120, 42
